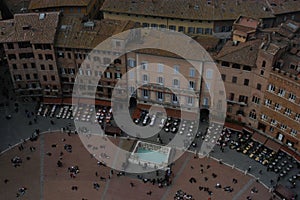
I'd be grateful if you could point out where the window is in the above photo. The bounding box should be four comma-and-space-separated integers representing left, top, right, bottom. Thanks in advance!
51, 75, 55, 81
174, 65, 179, 74
25, 74, 30, 80
244, 79, 249, 86
217, 100, 222, 110
232, 64, 240, 69
142, 23, 149, 27
262, 61, 266, 68
205, 28, 212, 34
169, 25, 176, 31
141, 62, 148, 70
178, 26, 185, 32
229, 93, 234, 101
31, 63, 36, 68
189, 68, 195, 77
278, 88, 285, 97
157, 76, 164, 85
189, 81, 195, 89
105, 72, 111, 79
295, 113, 300, 121
257, 83, 261, 90
268, 84, 275, 92
274, 103, 281, 111
12, 64, 17, 69
196, 28, 203, 34
187, 97, 193, 105
280, 124, 287, 131
103, 57, 111, 65
227, 106, 232, 113
203, 97, 209, 106
271, 119, 277, 126
172, 94, 178, 103
221, 61, 229, 67
129, 71, 134, 79
18, 42, 31, 48
157, 92, 163, 101
290, 129, 297, 136
143, 89, 149, 98
206, 69, 213, 79
14, 74, 22, 81
38, 54, 43, 60
232, 76, 237, 83
142, 74, 148, 82
159, 24, 166, 29
49, 65, 53, 70
243, 66, 252, 71
173, 79, 179, 87
41, 64, 45, 70
265, 99, 272, 106
288, 93, 296, 102
188, 27, 195, 34
261, 114, 268, 121
269, 126, 274, 132
238, 95, 248, 104
19, 53, 34, 59
23, 63, 28, 69
252, 96, 260, 104
158, 64, 164, 73
43, 75, 47, 81
127, 59, 136, 67
33, 73, 38, 79
7, 43, 14, 49
57, 52, 64, 58
249, 110, 256, 119
285, 108, 291, 116
260, 70, 264, 76
45, 54, 53, 60
205, 82, 211, 91
8, 54, 16, 60
115, 73, 121, 79
221, 74, 226, 81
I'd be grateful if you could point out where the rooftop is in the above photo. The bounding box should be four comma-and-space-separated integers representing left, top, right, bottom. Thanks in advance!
0, 12, 60, 44
234, 16, 260, 29
266, 0, 300, 15
215, 39, 262, 67
101, 0, 276, 21
55, 16, 137, 49
29, 0, 90, 10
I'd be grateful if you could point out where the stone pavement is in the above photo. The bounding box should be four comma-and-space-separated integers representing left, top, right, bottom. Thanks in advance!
0, 131, 276, 200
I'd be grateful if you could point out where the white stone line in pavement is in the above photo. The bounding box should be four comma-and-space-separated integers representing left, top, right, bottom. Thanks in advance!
232, 178, 256, 200
161, 154, 192, 200
101, 139, 124, 200
39, 134, 45, 200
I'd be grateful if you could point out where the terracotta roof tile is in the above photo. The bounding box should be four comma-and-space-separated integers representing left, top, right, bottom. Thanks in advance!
0, 12, 60, 44
215, 39, 262, 67
55, 16, 137, 49
29, 0, 90, 10
101, 0, 275, 21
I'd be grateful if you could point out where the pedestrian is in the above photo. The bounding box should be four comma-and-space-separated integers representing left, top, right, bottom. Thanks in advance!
248, 166, 252, 172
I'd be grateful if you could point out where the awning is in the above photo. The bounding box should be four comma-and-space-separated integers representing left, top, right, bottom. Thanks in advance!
251, 132, 267, 144
62, 98, 73, 105
43, 97, 62, 104
265, 139, 281, 151
274, 184, 296, 200
280, 145, 300, 162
